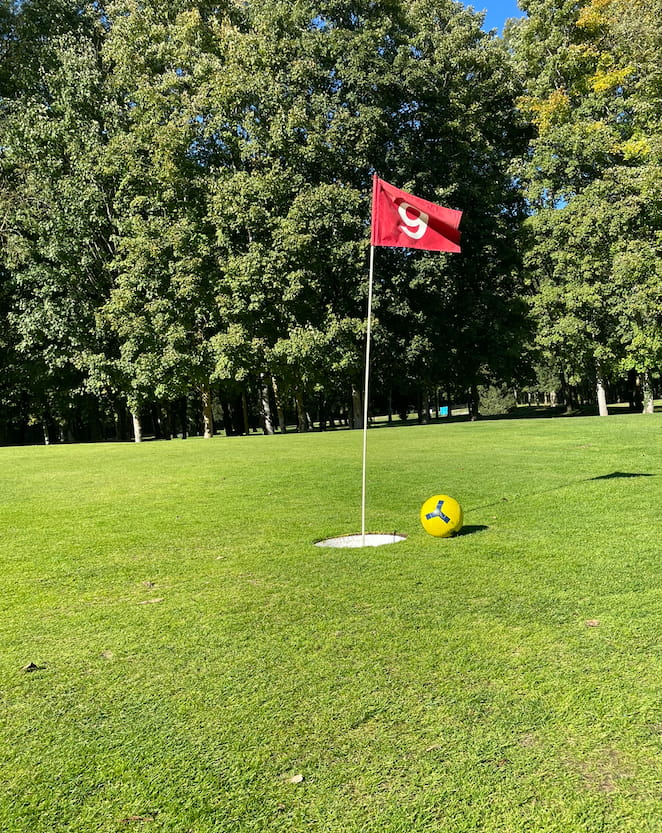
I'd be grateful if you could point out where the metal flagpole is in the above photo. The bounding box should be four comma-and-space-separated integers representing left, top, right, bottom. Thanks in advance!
361, 243, 376, 546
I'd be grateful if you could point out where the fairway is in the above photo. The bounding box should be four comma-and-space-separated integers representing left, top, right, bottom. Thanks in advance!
1, 415, 661, 832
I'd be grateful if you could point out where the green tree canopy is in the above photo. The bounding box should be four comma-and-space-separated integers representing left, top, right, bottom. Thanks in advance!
1, 0, 533, 442
510, 0, 662, 413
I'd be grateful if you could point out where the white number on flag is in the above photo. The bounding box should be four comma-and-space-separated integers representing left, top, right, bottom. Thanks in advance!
396, 200, 429, 240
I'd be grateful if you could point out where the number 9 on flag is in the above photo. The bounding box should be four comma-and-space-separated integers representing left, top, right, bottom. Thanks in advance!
370, 176, 462, 253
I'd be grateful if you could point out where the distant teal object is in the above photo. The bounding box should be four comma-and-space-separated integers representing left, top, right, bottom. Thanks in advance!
439, 406, 449, 417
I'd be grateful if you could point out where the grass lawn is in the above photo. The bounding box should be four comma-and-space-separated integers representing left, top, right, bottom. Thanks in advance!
1, 414, 661, 832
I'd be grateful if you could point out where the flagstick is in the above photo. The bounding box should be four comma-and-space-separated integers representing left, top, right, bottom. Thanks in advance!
361, 244, 375, 546
359, 175, 461, 547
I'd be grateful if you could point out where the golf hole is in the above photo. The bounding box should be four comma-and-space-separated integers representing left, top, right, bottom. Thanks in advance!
315, 533, 407, 548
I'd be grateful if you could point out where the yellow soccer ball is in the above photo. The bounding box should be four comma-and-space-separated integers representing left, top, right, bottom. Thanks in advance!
420, 494, 463, 538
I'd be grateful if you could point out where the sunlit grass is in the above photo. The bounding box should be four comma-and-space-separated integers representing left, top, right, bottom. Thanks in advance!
1, 414, 661, 832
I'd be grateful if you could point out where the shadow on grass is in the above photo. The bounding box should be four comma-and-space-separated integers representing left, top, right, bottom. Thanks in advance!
468, 472, 657, 513
589, 471, 656, 480
457, 524, 490, 536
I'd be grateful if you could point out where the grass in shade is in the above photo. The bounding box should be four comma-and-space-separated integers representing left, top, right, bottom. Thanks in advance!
1, 413, 661, 832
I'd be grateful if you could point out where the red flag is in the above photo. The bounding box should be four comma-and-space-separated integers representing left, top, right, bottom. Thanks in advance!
370, 176, 462, 253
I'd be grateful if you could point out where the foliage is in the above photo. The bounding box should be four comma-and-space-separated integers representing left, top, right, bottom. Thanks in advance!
7, 0, 660, 438
477, 383, 517, 415
0, 1, 117, 437
0, 0, 530, 441
99, 0, 225, 414
509, 0, 662, 405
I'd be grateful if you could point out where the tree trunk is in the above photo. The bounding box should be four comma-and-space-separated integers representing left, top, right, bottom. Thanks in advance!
295, 389, 309, 432
418, 388, 430, 424
42, 418, 51, 446
201, 383, 214, 438
179, 398, 188, 438
642, 372, 655, 414
351, 384, 363, 429
259, 374, 275, 435
560, 370, 573, 412
114, 406, 130, 442
220, 400, 234, 436
240, 390, 250, 434
596, 374, 609, 417
151, 405, 164, 439
468, 385, 480, 421
131, 411, 143, 443
317, 394, 327, 432
163, 405, 174, 440
271, 376, 287, 433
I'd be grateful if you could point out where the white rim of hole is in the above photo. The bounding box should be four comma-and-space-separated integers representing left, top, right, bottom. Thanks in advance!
315, 533, 407, 549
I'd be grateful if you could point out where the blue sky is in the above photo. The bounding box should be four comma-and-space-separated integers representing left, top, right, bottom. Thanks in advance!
470, 0, 524, 33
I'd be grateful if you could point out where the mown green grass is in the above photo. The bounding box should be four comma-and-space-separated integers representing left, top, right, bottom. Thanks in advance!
1, 414, 661, 832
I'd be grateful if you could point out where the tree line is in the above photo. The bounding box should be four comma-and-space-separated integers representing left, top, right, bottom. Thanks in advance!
0, 0, 659, 444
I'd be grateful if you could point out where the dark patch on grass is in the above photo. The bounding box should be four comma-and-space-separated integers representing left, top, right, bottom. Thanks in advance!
589, 471, 656, 480
21, 662, 46, 673
469, 470, 656, 513
456, 524, 490, 536
574, 748, 634, 794
119, 814, 157, 824
350, 707, 386, 729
